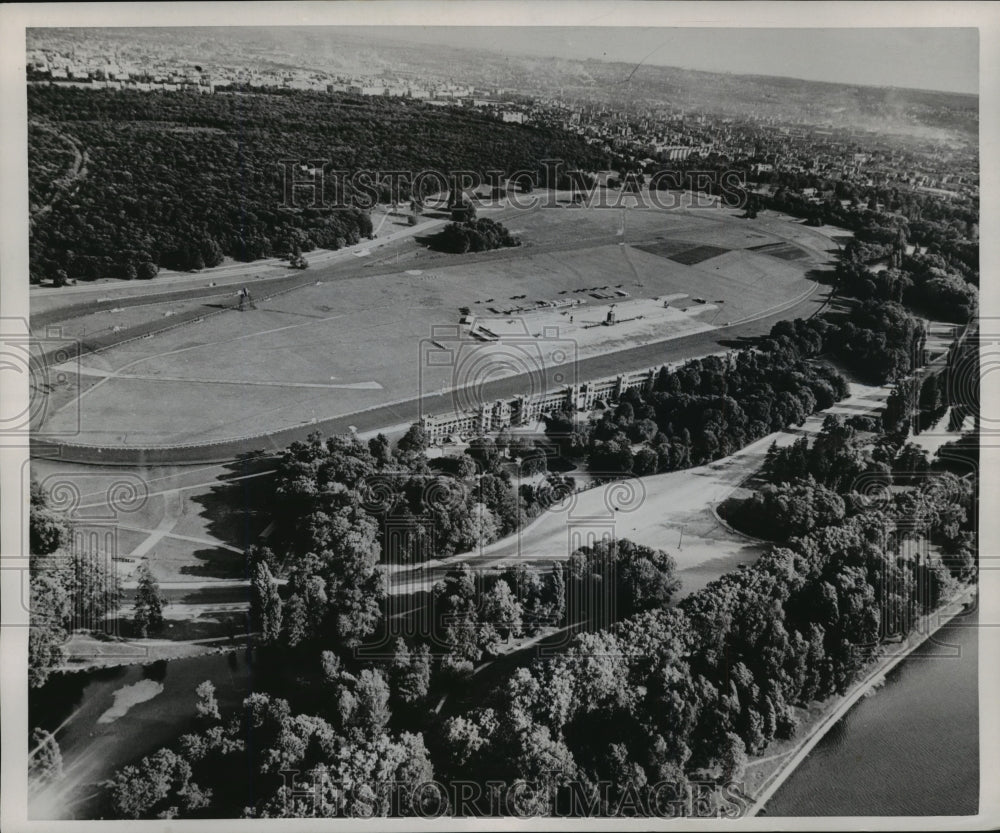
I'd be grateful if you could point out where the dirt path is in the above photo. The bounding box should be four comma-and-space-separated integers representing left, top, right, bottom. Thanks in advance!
30, 121, 87, 226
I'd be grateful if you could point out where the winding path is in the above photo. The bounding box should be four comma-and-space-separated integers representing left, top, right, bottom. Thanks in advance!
29, 121, 87, 226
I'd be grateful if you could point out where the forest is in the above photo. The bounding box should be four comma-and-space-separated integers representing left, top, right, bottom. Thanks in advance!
66, 408, 973, 818
27, 86, 606, 283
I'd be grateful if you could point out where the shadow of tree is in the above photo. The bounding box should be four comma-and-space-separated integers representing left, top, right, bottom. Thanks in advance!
805, 267, 839, 287
718, 335, 764, 350
181, 546, 246, 579
182, 456, 278, 579
157, 612, 249, 642
412, 233, 439, 248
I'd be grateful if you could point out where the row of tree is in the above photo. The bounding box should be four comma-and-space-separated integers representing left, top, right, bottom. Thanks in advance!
429, 539, 680, 672
546, 342, 851, 477
28, 481, 118, 688
550, 293, 926, 482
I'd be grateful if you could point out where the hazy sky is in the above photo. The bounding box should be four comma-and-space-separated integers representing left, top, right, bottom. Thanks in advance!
353, 27, 979, 95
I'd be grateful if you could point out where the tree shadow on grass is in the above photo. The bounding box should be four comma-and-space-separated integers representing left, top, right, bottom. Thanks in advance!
180, 545, 247, 579
170, 585, 253, 607
412, 233, 440, 248
823, 298, 856, 316
806, 267, 837, 287
158, 612, 249, 642
182, 455, 278, 579
718, 335, 764, 350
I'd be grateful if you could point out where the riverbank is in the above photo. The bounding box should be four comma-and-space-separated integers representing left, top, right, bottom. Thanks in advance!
744, 583, 977, 816
57, 632, 242, 672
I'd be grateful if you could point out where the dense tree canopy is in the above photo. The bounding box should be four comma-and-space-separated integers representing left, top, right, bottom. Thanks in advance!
431, 218, 521, 253
727, 477, 847, 542
449, 475, 971, 810
28, 86, 605, 283
546, 339, 851, 476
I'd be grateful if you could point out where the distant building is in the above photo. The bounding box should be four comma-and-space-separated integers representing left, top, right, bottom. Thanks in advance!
348, 84, 385, 96
916, 185, 959, 201
656, 145, 694, 161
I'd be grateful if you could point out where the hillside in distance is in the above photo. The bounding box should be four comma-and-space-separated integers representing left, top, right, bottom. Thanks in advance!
30, 27, 978, 142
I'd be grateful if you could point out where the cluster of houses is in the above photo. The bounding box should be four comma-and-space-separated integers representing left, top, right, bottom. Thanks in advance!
27, 45, 977, 205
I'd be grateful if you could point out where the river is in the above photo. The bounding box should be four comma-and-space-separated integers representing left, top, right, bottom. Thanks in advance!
764, 606, 979, 817
32, 608, 979, 819
29, 648, 256, 819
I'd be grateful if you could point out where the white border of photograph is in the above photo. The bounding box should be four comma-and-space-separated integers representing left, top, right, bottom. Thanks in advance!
1, 2, 997, 831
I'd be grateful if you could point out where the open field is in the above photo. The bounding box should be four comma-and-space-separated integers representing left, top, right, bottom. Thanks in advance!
37, 203, 837, 448
388, 381, 892, 596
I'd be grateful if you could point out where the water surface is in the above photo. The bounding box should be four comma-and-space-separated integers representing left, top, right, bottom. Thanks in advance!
766, 607, 979, 816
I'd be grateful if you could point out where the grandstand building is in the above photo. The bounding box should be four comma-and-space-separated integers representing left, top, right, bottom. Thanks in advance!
419, 366, 662, 442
